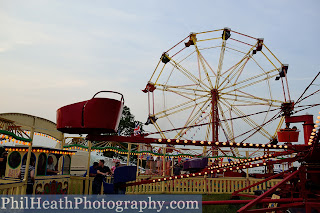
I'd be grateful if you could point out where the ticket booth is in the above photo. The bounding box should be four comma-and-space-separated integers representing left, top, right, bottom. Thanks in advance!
4, 146, 76, 194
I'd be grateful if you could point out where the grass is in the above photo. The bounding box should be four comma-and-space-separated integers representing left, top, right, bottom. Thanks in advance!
202, 194, 252, 213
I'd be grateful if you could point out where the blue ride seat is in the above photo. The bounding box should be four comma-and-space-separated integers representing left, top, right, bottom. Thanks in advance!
114, 166, 137, 183
103, 166, 137, 194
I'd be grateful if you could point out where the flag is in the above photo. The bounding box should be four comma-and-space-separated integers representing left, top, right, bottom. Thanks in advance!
134, 122, 141, 136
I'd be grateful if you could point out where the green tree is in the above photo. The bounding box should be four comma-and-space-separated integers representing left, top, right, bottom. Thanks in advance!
117, 106, 144, 136
103, 105, 143, 160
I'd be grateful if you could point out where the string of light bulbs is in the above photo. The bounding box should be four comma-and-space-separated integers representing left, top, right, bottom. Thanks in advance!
308, 111, 320, 145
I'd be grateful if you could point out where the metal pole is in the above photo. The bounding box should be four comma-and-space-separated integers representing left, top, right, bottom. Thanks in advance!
127, 143, 131, 166
84, 141, 92, 194
23, 118, 35, 194
211, 89, 219, 156
171, 159, 174, 176
162, 146, 166, 193
203, 146, 207, 157
162, 147, 166, 177
246, 151, 249, 179
58, 134, 65, 172
136, 145, 140, 177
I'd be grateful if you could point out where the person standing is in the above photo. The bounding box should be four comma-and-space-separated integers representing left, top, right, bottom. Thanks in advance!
83, 162, 99, 177
83, 162, 98, 194
47, 156, 59, 175
92, 160, 111, 194
19, 158, 35, 194
111, 162, 120, 175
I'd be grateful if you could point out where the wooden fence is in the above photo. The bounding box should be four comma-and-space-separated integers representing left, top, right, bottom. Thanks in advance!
126, 177, 282, 194
0, 181, 26, 195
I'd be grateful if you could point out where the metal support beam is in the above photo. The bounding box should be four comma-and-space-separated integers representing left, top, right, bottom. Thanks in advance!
232, 170, 288, 196
237, 169, 300, 213
285, 114, 314, 145
202, 198, 303, 205
84, 141, 92, 194
211, 89, 219, 156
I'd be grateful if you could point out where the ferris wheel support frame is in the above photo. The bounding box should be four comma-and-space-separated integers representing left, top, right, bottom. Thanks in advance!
211, 89, 219, 155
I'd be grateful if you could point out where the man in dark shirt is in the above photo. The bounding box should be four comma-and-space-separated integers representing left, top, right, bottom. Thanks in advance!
92, 160, 111, 194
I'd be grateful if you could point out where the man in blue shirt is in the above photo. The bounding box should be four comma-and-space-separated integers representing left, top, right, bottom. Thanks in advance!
83, 162, 99, 194
83, 162, 99, 177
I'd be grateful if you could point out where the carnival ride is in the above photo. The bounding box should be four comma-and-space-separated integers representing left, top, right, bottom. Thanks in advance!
0, 27, 319, 212
0, 114, 75, 194
55, 28, 320, 212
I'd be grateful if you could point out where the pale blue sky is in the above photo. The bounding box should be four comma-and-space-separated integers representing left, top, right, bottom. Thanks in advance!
1, 0, 319, 128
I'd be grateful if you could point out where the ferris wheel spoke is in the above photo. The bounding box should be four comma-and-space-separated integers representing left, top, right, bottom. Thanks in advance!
220, 91, 283, 104
176, 49, 197, 64
219, 47, 254, 88
176, 100, 211, 138
175, 99, 211, 138
184, 103, 211, 129
155, 84, 211, 102
217, 102, 235, 142
222, 71, 279, 93
155, 84, 209, 94
215, 40, 227, 88
250, 58, 274, 101
221, 99, 272, 139
155, 99, 200, 118
198, 51, 218, 79
219, 39, 257, 78
168, 58, 211, 90
221, 97, 281, 107
272, 116, 285, 139
219, 56, 251, 89
205, 116, 212, 141
181, 99, 210, 129
197, 51, 214, 88
151, 119, 166, 139
193, 42, 215, 88
155, 98, 209, 119
231, 107, 272, 140
157, 87, 209, 101
221, 67, 278, 91
164, 114, 181, 138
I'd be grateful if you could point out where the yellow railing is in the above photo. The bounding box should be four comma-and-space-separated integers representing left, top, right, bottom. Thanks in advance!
0, 176, 283, 195
0, 176, 282, 195
69, 176, 113, 194
126, 177, 282, 194
0, 181, 26, 195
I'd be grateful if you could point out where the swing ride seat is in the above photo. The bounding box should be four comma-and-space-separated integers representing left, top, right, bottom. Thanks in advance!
113, 166, 137, 183
277, 129, 299, 142
183, 158, 208, 171
57, 91, 124, 134
103, 166, 137, 194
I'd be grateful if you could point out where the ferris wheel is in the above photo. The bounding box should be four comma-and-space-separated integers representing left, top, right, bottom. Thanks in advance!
143, 28, 291, 156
